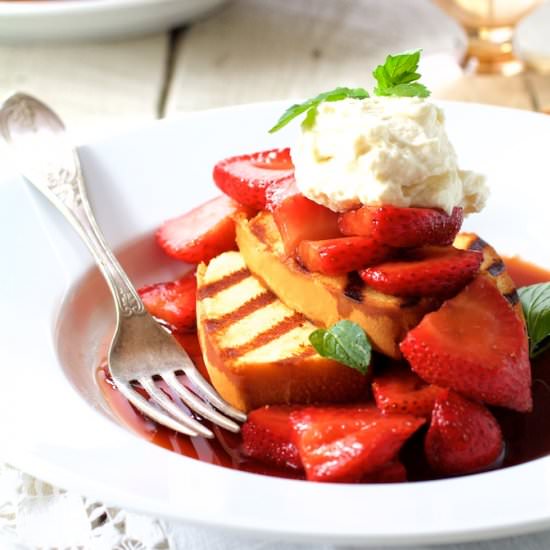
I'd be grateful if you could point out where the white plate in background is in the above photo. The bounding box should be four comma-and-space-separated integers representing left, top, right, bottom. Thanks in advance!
0, 101, 549, 546
0, 0, 227, 42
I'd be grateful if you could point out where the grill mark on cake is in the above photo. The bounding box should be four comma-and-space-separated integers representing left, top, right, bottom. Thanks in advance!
197, 268, 250, 299
344, 272, 365, 302
399, 296, 422, 308
221, 312, 305, 359
250, 218, 268, 244
277, 347, 318, 365
204, 292, 277, 332
487, 259, 505, 277
504, 289, 520, 306
466, 236, 488, 252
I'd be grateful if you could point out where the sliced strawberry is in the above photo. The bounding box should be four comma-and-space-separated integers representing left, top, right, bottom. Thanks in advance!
425, 390, 503, 475
213, 148, 295, 210
362, 460, 407, 483
360, 246, 482, 298
156, 195, 249, 264
400, 275, 532, 412
297, 237, 392, 276
273, 194, 341, 255
372, 365, 446, 418
290, 405, 424, 482
138, 271, 197, 332
339, 205, 463, 248
241, 405, 302, 471
264, 175, 299, 211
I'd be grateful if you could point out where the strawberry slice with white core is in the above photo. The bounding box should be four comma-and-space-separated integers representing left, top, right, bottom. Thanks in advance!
360, 246, 482, 298
138, 271, 197, 332
372, 365, 446, 418
339, 205, 464, 248
156, 195, 248, 264
273, 194, 341, 255
241, 405, 302, 470
400, 275, 532, 412
290, 405, 424, 482
297, 236, 392, 276
213, 148, 294, 210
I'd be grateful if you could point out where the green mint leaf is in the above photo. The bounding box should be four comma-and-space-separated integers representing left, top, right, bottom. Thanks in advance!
380, 83, 430, 98
372, 65, 391, 92
384, 50, 421, 80
518, 283, 550, 358
373, 49, 431, 98
301, 105, 318, 130
309, 320, 372, 374
269, 86, 369, 133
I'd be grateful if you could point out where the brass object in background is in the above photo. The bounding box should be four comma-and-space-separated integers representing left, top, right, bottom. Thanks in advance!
434, 0, 543, 75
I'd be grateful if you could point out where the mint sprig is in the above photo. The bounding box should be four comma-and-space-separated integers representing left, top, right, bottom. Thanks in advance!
268, 87, 369, 134
518, 282, 550, 358
373, 49, 430, 98
309, 320, 372, 375
269, 50, 431, 133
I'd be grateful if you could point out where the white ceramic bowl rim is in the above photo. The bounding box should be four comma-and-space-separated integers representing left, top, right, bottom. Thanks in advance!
1, 100, 550, 546
0, 0, 183, 14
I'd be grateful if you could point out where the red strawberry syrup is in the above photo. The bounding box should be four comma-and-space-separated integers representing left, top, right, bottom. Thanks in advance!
96, 256, 550, 482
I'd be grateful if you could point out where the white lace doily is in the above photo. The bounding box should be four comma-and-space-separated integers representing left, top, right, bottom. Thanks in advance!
0, 462, 339, 550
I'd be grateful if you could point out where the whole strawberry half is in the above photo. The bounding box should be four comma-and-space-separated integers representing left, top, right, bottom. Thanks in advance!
297, 236, 392, 276
372, 365, 446, 418
138, 271, 197, 332
362, 460, 407, 483
213, 148, 295, 210
241, 405, 302, 471
400, 275, 532, 412
339, 205, 464, 248
360, 246, 482, 298
273, 193, 341, 255
425, 390, 504, 475
290, 405, 424, 482
156, 195, 250, 264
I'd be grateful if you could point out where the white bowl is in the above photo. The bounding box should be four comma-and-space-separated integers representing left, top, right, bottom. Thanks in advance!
0, 0, 227, 42
0, 101, 549, 546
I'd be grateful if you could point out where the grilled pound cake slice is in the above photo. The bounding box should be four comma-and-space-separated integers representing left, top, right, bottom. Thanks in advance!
196, 251, 367, 412
454, 232, 523, 320
235, 211, 440, 359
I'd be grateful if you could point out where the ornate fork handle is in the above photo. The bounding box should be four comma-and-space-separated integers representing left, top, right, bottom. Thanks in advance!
0, 93, 144, 317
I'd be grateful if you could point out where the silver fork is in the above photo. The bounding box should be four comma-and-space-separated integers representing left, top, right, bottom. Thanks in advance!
0, 92, 246, 438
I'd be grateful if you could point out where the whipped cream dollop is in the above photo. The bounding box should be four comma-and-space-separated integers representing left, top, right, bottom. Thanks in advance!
291, 97, 488, 214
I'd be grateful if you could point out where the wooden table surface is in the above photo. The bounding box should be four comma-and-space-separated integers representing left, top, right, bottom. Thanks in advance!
1, 1, 550, 549
1, 0, 549, 140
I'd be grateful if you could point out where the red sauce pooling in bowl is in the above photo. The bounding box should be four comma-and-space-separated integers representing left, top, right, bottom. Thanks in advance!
96, 256, 550, 481
96, 332, 304, 478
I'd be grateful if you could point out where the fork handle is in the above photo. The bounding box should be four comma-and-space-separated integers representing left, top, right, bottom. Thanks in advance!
0, 93, 145, 317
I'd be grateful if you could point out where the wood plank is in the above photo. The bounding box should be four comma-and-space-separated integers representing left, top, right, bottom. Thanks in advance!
165, 0, 464, 113
526, 73, 550, 113
0, 34, 169, 141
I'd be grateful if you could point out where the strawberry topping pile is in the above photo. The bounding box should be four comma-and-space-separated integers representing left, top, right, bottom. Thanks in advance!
137, 145, 533, 484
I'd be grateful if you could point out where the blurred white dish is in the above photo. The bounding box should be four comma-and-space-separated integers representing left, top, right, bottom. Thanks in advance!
0, 101, 550, 546
0, 0, 227, 42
